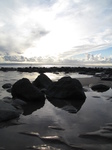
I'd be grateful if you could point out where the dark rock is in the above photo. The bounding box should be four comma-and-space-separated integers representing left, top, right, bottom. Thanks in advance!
101, 72, 112, 81
3, 97, 12, 103
0, 101, 20, 122
2, 83, 12, 89
46, 76, 86, 100
13, 98, 27, 106
11, 78, 45, 102
33, 73, 52, 89
101, 77, 112, 81
101, 74, 112, 81
3, 97, 27, 107
7, 88, 12, 93
91, 84, 110, 92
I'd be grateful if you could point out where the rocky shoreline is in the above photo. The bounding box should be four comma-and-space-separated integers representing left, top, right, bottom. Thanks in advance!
0, 66, 112, 81
0, 66, 111, 74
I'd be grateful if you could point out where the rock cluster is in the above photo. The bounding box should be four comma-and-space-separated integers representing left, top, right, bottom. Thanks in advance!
11, 74, 86, 102
0, 73, 86, 122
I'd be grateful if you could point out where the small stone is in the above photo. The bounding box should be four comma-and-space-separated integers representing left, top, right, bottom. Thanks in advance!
2, 83, 12, 89
91, 84, 110, 92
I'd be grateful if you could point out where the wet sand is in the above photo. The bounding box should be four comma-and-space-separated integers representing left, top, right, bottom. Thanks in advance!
78, 77, 112, 88
0, 71, 112, 150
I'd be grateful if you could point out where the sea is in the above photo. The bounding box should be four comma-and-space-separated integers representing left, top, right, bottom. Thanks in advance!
0, 63, 112, 150
0, 62, 112, 68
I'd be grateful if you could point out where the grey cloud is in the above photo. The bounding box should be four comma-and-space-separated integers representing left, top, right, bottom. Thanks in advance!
0, 0, 50, 56
4, 55, 26, 62
35, 0, 56, 8
1, 52, 112, 65
18, 0, 56, 8
29, 26, 49, 41
0, 20, 49, 55
2, 54, 55, 64
0, 46, 9, 53
60, 58, 80, 65
0, 0, 54, 11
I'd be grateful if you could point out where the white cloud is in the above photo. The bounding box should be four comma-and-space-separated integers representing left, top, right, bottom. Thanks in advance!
0, 0, 112, 65
0, 52, 111, 67
84, 53, 112, 64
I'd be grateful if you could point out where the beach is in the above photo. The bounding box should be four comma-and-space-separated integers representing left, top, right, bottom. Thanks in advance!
0, 68, 112, 150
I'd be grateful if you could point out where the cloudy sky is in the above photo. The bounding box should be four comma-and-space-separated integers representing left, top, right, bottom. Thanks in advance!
0, 0, 112, 66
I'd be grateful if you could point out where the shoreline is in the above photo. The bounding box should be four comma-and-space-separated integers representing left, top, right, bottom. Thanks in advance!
0, 66, 112, 74
0, 66, 112, 88
78, 76, 112, 88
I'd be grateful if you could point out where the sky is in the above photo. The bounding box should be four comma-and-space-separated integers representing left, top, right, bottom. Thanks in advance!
0, 0, 112, 66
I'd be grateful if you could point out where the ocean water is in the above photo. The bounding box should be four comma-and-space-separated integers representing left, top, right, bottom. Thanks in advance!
0, 71, 112, 150
0, 63, 79, 68
0, 62, 112, 68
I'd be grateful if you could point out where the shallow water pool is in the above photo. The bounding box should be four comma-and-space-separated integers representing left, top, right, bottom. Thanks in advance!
0, 71, 112, 150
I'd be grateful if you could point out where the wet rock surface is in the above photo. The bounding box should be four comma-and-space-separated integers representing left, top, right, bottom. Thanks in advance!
46, 76, 86, 100
90, 84, 110, 92
33, 73, 53, 89
0, 101, 20, 122
2, 83, 12, 89
11, 78, 45, 102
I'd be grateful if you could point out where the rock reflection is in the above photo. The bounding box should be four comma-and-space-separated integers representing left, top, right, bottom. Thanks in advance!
47, 98, 85, 113
22, 100, 45, 116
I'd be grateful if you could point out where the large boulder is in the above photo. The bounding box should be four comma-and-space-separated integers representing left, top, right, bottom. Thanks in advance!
33, 73, 52, 89
11, 78, 45, 102
46, 76, 86, 100
0, 101, 20, 122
